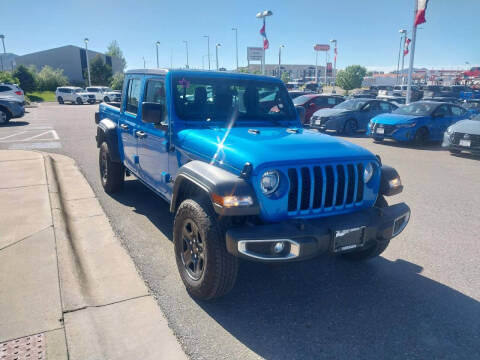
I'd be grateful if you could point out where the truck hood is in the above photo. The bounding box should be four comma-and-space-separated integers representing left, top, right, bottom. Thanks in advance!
372, 113, 427, 125
177, 126, 376, 174
451, 119, 480, 135
313, 108, 353, 118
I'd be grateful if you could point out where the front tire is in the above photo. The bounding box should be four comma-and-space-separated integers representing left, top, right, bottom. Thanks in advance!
57, 96, 64, 104
413, 127, 429, 145
76, 97, 83, 105
174, 198, 238, 300
99, 141, 124, 193
343, 119, 358, 136
340, 196, 390, 260
104, 96, 110, 102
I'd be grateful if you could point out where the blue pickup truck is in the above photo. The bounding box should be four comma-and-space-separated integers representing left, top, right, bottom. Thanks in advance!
95, 69, 410, 300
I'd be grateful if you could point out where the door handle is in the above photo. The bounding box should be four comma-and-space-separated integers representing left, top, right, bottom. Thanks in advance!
135, 130, 147, 139
120, 124, 129, 130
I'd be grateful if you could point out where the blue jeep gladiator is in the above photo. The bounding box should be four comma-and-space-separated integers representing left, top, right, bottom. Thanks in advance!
95, 69, 410, 300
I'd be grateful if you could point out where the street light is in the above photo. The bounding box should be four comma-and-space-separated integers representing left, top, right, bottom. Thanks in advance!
216, 43, 222, 70
156, 41, 160, 68
278, 45, 285, 78
0, 34, 5, 72
232, 28, 238, 71
203, 35, 210, 70
142, 56, 146, 69
183, 40, 189, 69
330, 39, 337, 92
84, 38, 91, 87
256, 10, 273, 75
397, 29, 407, 85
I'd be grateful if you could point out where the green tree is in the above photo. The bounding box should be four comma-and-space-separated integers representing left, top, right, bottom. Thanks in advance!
13, 65, 37, 92
110, 72, 124, 90
0, 71, 19, 84
89, 55, 113, 85
36, 66, 68, 91
106, 40, 127, 70
336, 65, 367, 91
281, 71, 291, 83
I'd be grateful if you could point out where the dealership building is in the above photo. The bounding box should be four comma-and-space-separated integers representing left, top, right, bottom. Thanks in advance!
241, 63, 336, 83
13, 45, 123, 84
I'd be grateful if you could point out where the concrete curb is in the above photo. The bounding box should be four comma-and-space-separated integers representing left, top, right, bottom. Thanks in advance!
43, 152, 188, 360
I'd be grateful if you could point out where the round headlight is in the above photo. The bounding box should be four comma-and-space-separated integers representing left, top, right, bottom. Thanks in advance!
260, 170, 280, 195
446, 126, 454, 135
363, 162, 374, 183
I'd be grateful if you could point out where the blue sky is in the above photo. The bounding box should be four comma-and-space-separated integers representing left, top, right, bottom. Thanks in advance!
3, 0, 479, 71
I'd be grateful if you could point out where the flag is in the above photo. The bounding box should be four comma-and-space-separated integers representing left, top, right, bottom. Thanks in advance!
414, 0, 429, 26
334, 46, 338, 62
260, 19, 269, 50
403, 38, 411, 56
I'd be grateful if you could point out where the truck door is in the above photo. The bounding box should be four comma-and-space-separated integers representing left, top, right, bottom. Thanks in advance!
119, 76, 142, 174
137, 78, 171, 198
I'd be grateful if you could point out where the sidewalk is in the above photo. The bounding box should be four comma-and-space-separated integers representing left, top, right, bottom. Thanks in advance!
0, 150, 187, 360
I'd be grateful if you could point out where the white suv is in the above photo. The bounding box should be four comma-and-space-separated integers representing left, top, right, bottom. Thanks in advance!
55, 87, 96, 105
0, 83, 25, 104
86, 86, 121, 102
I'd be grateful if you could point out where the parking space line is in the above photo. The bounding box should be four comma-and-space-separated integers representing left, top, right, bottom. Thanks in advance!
23, 130, 54, 141
0, 131, 28, 140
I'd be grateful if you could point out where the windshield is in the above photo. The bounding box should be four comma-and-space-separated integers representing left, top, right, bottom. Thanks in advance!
293, 95, 314, 105
393, 102, 436, 116
334, 99, 367, 110
172, 75, 297, 123
87, 88, 99, 92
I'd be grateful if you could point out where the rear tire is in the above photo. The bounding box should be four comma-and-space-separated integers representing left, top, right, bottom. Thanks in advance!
0, 108, 11, 125
99, 142, 124, 193
174, 197, 238, 300
57, 96, 64, 104
76, 97, 83, 105
340, 196, 390, 260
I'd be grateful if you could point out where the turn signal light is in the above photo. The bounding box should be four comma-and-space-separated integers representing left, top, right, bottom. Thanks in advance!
212, 194, 253, 207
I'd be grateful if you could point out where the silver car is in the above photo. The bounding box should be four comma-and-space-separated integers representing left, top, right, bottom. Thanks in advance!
443, 114, 480, 155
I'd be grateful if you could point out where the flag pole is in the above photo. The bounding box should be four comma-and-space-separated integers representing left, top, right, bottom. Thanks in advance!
406, 0, 418, 104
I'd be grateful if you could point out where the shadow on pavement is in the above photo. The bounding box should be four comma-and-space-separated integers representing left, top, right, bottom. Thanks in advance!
200, 256, 480, 359
110, 177, 480, 359
1, 120, 30, 127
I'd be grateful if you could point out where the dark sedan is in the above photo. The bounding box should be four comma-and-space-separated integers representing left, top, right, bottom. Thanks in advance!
0, 98, 25, 125
293, 94, 344, 124
310, 98, 397, 135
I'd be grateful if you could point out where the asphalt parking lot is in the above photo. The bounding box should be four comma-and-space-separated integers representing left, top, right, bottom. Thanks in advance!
2, 103, 479, 359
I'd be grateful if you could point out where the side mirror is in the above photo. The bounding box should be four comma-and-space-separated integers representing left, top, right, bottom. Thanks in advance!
142, 102, 164, 124
295, 105, 306, 123
309, 102, 316, 108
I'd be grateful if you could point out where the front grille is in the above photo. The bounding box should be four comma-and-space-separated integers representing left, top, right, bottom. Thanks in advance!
88, 95, 95, 99
452, 132, 480, 147
373, 123, 396, 136
287, 162, 365, 214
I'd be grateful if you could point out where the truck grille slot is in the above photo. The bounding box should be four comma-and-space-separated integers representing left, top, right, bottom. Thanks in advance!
287, 162, 365, 215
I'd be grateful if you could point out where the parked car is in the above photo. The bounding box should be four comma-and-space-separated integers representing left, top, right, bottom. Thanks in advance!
442, 113, 480, 155
0, 83, 25, 104
0, 98, 25, 125
392, 85, 422, 101
86, 86, 122, 102
304, 82, 322, 92
461, 99, 480, 116
376, 95, 406, 107
55, 87, 96, 104
310, 98, 397, 134
288, 90, 313, 99
368, 101, 469, 144
95, 69, 410, 300
293, 94, 344, 123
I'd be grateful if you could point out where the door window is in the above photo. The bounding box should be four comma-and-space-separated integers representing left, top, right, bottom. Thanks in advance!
144, 79, 167, 122
450, 106, 466, 117
433, 105, 450, 118
0, 86, 11, 92
379, 102, 392, 112
126, 78, 142, 114
314, 97, 327, 106
327, 97, 337, 105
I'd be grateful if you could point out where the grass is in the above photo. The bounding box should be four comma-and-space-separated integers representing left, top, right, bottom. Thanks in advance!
26, 91, 56, 103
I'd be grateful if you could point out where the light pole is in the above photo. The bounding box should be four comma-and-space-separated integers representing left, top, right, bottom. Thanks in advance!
330, 39, 337, 92
84, 38, 91, 87
232, 28, 238, 71
142, 57, 146, 69
396, 30, 407, 85
315, 48, 319, 83
156, 41, 160, 68
216, 43, 222, 70
256, 10, 273, 75
203, 35, 210, 70
0, 34, 5, 72
278, 45, 284, 78
183, 40, 189, 69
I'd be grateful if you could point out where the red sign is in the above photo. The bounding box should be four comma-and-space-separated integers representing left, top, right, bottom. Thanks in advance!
314, 44, 330, 51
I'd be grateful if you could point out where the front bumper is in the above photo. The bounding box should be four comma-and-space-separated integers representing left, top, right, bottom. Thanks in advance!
443, 132, 480, 154
310, 118, 343, 132
368, 125, 415, 142
226, 203, 410, 262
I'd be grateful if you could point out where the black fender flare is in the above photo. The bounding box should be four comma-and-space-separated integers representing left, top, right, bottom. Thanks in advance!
379, 165, 403, 196
96, 118, 121, 163
171, 160, 260, 217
